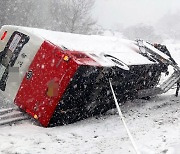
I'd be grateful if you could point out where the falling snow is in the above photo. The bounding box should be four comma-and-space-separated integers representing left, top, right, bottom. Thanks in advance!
0, 26, 180, 154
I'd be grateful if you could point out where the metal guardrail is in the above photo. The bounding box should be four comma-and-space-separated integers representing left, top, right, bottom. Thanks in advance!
0, 108, 29, 126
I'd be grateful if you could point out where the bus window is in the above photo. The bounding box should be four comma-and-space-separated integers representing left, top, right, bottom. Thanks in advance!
0, 31, 29, 91
1, 49, 13, 67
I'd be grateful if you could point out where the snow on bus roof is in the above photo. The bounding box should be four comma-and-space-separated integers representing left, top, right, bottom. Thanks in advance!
20, 26, 135, 52
3, 25, 154, 65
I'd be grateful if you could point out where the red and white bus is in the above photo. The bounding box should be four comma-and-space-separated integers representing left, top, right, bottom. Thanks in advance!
0, 25, 164, 127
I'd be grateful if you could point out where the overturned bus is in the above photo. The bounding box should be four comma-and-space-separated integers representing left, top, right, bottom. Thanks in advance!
0, 25, 168, 127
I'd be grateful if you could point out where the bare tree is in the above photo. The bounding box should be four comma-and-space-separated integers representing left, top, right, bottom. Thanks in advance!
0, 0, 34, 27
0, 0, 11, 26
0, 0, 96, 34
51, 0, 96, 34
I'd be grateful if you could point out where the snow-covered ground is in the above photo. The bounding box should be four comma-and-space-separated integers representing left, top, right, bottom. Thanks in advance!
0, 90, 180, 154
0, 36, 180, 153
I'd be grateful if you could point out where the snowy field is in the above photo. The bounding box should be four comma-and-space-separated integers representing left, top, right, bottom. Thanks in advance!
0, 90, 180, 154
0, 42, 180, 154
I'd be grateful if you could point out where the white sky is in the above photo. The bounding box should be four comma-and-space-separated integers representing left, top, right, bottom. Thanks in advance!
93, 0, 180, 29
